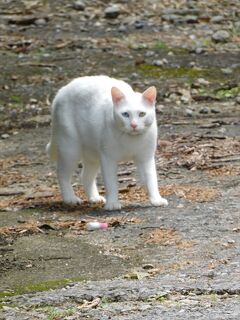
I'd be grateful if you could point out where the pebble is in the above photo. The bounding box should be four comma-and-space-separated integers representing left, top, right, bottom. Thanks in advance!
235, 95, 240, 104
118, 24, 127, 32
142, 264, 154, 270
212, 30, 230, 43
194, 47, 205, 54
221, 67, 233, 75
1, 133, 10, 139
211, 108, 220, 114
104, 5, 121, 19
197, 78, 210, 86
34, 18, 48, 26
162, 14, 183, 23
199, 107, 209, 114
156, 104, 165, 113
135, 20, 145, 29
145, 50, 155, 57
207, 270, 215, 278
152, 58, 168, 67
72, 0, 85, 11
185, 108, 193, 117
211, 15, 224, 24
184, 15, 198, 23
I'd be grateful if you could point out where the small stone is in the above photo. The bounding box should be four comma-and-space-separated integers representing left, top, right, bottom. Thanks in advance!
145, 51, 155, 57
118, 24, 127, 32
177, 204, 184, 208
195, 47, 204, 54
199, 107, 209, 114
135, 20, 145, 29
34, 18, 48, 26
207, 270, 215, 278
104, 5, 121, 19
72, 0, 85, 11
197, 78, 210, 86
221, 68, 233, 75
212, 30, 230, 43
185, 108, 193, 117
162, 14, 183, 23
235, 21, 240, 31
211, 108, 220, 114
156, 104, 165, 113
142, 264, 154, 270
1, 133, 10, 139
211, 15, 224, 24
184, 15, 198, 23
152, 60, 164, 66
168, 93, 179, 102
235, 95, 240, 104
218, 127, 226, 134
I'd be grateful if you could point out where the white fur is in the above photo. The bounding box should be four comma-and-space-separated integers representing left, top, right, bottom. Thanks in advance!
46, 75, 168, 210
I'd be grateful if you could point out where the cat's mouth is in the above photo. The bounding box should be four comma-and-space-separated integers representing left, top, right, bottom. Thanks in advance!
129, 128, 143, 135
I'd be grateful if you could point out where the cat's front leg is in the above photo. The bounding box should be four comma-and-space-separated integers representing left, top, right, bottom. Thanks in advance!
137, 157, 168, 207
101, 155, 121, 210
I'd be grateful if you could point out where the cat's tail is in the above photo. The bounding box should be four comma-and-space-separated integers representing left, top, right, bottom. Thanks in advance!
46, 138, 57, 161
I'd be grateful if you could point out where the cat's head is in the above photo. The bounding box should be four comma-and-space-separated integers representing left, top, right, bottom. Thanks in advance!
111, 86, 157, 135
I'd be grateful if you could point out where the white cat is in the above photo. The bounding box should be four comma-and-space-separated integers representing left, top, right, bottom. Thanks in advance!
46, 75, 168, 210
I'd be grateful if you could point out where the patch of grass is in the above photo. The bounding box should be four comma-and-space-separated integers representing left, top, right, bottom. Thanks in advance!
198, 85, 240, 100
209, 294, 218, 303
153, 41, 169, 50
44, 306, 77, 320
146, 292, 169, 303
10, 95, 23, 104
215, 86, 240, 98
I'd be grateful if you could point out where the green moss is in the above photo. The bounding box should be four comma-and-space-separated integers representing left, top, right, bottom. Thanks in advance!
137, 64, 224, 82
10, 95, 23, 104
146, 292, 169, 303
136, 63, 240, 85
0, 278, 74, 300
215, 86, 240, 98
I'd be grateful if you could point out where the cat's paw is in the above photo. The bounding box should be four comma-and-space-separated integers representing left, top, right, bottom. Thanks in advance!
150, 197, 168, 207
104, 201, 121, 211
63, 195, 83, 205
89, 195, 106, 204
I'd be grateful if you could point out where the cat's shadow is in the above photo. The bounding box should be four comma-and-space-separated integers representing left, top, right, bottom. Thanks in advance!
23, 199, 152, 218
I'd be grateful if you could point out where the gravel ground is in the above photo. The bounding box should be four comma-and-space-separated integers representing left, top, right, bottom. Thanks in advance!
0, 0, 240, 319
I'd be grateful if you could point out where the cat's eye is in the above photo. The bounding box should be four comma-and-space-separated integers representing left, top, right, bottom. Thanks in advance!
122, 112, 130, 118
139, 112, 146, 117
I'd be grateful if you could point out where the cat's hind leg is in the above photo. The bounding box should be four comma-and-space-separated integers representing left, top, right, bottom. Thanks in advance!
82, 160, 105, 204
57, 141, 82, 205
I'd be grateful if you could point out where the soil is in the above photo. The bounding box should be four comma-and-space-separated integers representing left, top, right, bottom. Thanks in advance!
0, 0, 240, 319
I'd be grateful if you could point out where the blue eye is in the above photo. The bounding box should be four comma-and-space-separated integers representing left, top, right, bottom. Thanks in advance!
122, 112, 130, 118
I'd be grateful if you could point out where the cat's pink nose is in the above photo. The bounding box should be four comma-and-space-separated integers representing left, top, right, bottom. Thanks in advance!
131, 122, 137, 129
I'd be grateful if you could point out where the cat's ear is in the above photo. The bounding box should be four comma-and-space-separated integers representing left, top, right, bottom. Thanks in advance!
142, 86, 157, 106
111, 87, 125, 106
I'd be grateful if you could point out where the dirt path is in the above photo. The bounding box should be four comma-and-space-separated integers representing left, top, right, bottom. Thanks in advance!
0, 0, 240, 319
